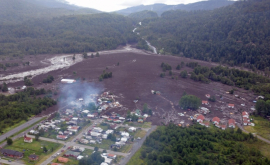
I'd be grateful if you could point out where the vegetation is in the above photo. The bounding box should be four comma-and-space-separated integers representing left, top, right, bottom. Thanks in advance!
79, 151, 104, 165
0, 87, 56, 131
42, 75, 54, 83
179, 95, 201, 110
99, 71, 112, 81
0, 13, 138, 57
161, 62, 172, 71
24, 77, 33, 86
134, 124, 270, 165
128, 10, 158, 21
255, 100, 270, 117
139, 0, 270, 71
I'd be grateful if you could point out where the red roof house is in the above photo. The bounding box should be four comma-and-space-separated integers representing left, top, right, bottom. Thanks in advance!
212, 117, 220, 125
204, 121, 210, 127
196, 115, 205, 123
221, 125, 227, 130
24, 136, 33, 143
228, 104, 234, 108
242, 111, 249, 118
228, 119, 236, 128
202, 100, 209, 105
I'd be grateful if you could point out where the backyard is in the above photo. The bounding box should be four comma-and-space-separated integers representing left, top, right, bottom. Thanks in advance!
244, 116, 270, 140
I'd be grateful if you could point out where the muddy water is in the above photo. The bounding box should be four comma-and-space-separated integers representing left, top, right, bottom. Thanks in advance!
0, 54, 83, 83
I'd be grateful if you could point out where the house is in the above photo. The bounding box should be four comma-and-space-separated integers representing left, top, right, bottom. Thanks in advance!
221, 125, 226, 130
204, 121, 210, 128
110, 124, 118, 130
24, 136, 33, 143
101, 155, 113, 164
128, 127, 137, 132
121, 132, 129, 137
200, 107, 210, 114
156, 91, 161, 95
105, 130, 114, 134
121, 138, 128, 143
212, 117, 220, 125
77, 155, 84, 160
196, 114, 205, 123
102, 134, 108, 139
243, 118, 249, 126
92, 127, 103, 133
205, 94, 210, 98
228, 119, 236, 128
202, 100, 209, 105
0, 149, 23, 159
107, 154, 116, 159
66, 109, 74, 114
58, 157, 69, 163
91, 132, 101, 137
242, 111, 249, 118
228, 104, 234, 108
68, 126, 80, 132
90, 140, 96, 144
135, 109, 141, 116
72, 146, 85, 152
101, 115, 109, 119
64, 151, 80, 158
87, 114, 95, 118
57, 135, 68, 140
29, 154, 39, 161
138, 119, 144, 123
80, 139, 89, 144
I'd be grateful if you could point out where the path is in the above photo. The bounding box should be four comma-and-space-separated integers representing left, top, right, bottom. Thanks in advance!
119, 125, 157, 165
236, 123, 270, 144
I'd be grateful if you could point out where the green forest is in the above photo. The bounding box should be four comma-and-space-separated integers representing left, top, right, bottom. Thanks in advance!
137, 124, 269, 165
0, 87, 57, 133
138, 0, 270, 70
0, 13, 138, 57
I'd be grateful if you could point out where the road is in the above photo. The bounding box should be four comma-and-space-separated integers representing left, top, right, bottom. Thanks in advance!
0, 159, 24, 165
119, 125, 157, 165
0, 117, 43, 145
236, 123, 270, 144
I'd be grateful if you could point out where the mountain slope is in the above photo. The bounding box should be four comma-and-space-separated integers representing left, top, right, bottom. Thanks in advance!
0, 0, 100, 24
138, 0, 270, 70
116, 0, 235, 16
0, 13, 138, 56
128, 10, 158, 21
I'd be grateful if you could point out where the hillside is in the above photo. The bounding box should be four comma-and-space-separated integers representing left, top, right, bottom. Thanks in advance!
138, 0, 270, 71
116, 0, 235, 16
0, 0, 100, 24
128, 10, 158, 21
0, 13, 138, 56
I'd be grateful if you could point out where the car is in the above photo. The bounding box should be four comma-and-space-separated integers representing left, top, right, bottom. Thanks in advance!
8, 160, 12, 162
61, 150, 64, 152
57, 153, 60, 155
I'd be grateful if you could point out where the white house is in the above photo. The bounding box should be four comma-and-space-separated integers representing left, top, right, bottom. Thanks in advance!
105, 130, 114, 134
82, 110, 90, 114
102, 134, 108, 139
128, 127, 137, 132
121, 137, 128, 143
91, 132, 101, 137
121, 132, 129, 137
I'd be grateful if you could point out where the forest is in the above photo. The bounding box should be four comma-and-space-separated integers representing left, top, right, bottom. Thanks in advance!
0, 13, 138, 57
0, 87, 57, 133
138, 0, 270, 71
138, 124, 269, 165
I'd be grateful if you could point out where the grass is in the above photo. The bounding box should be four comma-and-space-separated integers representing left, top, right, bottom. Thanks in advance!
123, 122, 152, 128
1, 120, 27, 134
244, 115, 270, 140
118, 144, 132, 153
134, 130, 147, 139
242, 140, 270, 158
88, 139, 115, 150
4, 138, 62, 165
126, 148, 145, 165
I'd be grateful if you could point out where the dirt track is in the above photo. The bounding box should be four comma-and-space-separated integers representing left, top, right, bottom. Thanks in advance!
0, 46, 257, 125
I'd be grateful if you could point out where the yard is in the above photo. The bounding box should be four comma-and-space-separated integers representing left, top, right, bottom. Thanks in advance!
4, 138, 62, 165
126, 148, 145, 165
87, 139, 115, 150
244, 116, 270, 140
123, 122, 152, 128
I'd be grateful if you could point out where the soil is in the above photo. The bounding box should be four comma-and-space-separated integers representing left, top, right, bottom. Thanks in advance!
0, 46, 257, 126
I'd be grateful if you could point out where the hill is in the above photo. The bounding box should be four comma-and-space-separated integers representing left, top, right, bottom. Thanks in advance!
138, 0, 270, 71
0, 0, 100, 24
128, 10, 158, 21
0, 13, 138, 56
116, 0, 235, 16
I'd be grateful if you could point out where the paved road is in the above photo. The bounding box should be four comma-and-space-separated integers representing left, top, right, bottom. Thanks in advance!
119, 125, 157, 165
236, 123, 270, 144
0, 159, 24, 165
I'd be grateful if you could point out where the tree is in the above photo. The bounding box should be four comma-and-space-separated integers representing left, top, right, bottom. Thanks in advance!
176, 64, 181, 70
7, 138, 13, 145
208, 95, 216, 102
43, 146, 48, 152
35, 134, 40, 141
117, 62, 119, 66
143, 103, 148, 114
94, 147, 99, 152
73, 54, 76, 60
96, 52, 100, 57
24, 77, 33, 86
83, 52, 87, 58
91, 53, 94, 58
180, 70, 188, 78
179, 95, 201, 110
2, 82, 8, 92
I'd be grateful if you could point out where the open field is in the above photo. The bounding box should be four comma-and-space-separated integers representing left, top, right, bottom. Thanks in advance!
244, 116, 270, 141
4, 138, 62, 165
0, 46, 258, 126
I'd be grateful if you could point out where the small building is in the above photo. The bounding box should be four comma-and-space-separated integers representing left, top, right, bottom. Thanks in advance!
205, 94, 210, 98
204, 121, 210, 128
64, 151, 80, 158
57, 135, 68, 140
29, 154, 39, 161
242, 111, 249, 118
0, 149, 23, 159
138, 119, 144, 123
212, 117, 220, 125
135, 109, 141, 116
61, 79, 76, 84
102, 134, 108, 139
80, 139, 89, 144
72, 146, 85, 152
228, 119, 236, 128
58, 157, 69, 163
196, 114, 205, 123
156, 91, 161, 95
82, 110, 89, 114
221, 125, 226, 130
24, 136, 33, 143
228, 104, 234, 108
107, 154, 116, 159
202, 100, 209, 105
121, 138, 128, 143
128, 127, 137, 132
91, 132, 101, 137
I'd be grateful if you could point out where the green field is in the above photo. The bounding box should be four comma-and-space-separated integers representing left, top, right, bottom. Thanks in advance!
123, 122, 152, 128
244, 116, 270, 141
4, 138, 62, 165
127, 148, 145, 165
